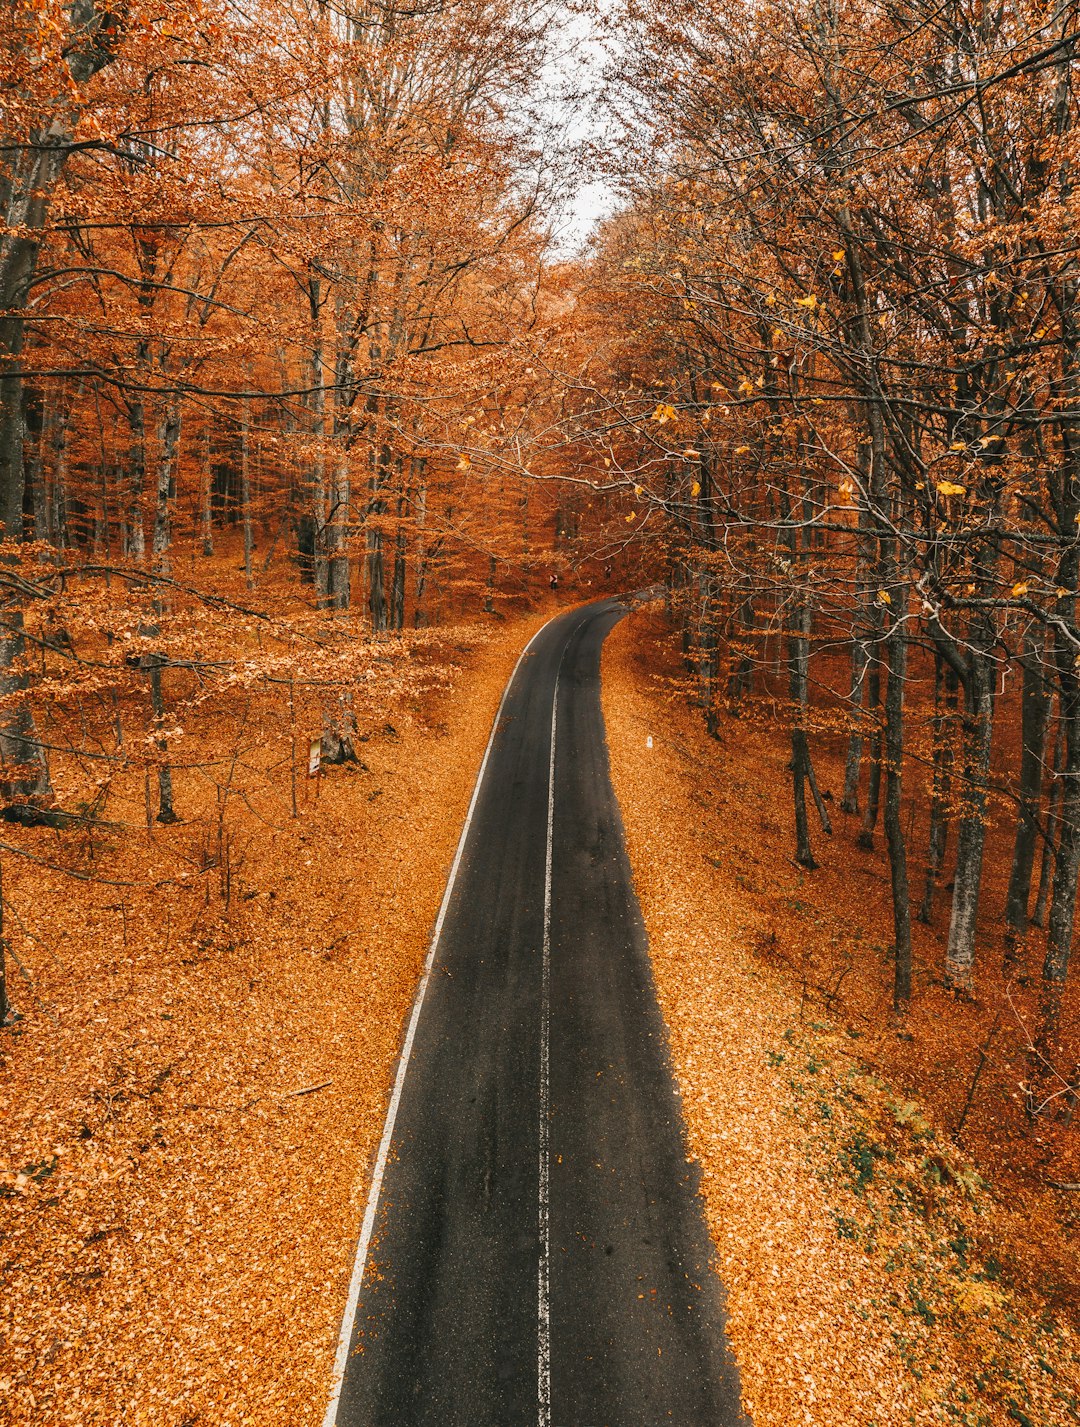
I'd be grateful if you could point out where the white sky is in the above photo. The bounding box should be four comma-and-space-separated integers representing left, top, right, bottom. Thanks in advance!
537, 3, 619, 253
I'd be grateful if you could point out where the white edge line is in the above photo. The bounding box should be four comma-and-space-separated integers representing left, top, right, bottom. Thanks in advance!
537, 669, 557, 1427
321, 608, 566, 1427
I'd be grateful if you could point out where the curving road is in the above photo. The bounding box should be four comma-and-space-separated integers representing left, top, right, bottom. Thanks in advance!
323, 600, 746, 1427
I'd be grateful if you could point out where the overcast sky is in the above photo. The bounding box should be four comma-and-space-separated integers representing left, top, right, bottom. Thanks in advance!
539, 3, 619, 253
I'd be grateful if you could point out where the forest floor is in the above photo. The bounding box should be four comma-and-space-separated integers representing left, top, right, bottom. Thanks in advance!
0, 584, 552, 1427
603, 602, 1080, 1427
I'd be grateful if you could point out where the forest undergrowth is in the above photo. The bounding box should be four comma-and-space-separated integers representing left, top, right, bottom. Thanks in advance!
0, 561, 550, 1426
605, 603, 1080, 1427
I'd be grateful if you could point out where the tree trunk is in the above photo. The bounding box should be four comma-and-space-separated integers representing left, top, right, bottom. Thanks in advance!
944, 655, 994, 989
841, 631, 868, 812
239, 408, 253, 590
789, 601, 817, 868
413, 478, 429, 628
327, 447, 351, 612
0, 611, 52, 801
884, 615, 912, 1009
309, 284, 329, 603
147, 655, 178, 824
918, 658, 957, 925
200, 421, 213, 555
48, 382, 71, 551
1033, 714, 1064, 928
24, 387, 48, 543
125, 383, 147, 562
390, 492, 408, 629
726, 590, 755, 705
696, 572, 720, 737
153, 396, 181, 577
857, 656, 882, 849
1005, 630, 1051, 947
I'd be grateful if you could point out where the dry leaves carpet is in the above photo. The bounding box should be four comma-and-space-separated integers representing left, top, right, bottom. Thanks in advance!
603, 605, 1080, 1427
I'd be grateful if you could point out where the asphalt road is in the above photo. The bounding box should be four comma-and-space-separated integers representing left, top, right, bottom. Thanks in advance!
325, 600, 746, 1427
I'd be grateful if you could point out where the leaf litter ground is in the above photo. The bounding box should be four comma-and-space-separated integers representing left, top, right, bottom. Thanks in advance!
1, 601, 551, 1426
602, 605, 1080, 1427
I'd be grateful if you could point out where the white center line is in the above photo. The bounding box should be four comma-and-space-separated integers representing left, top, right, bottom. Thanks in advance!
321, 611, 562, 1427
538, 670, 558, 1427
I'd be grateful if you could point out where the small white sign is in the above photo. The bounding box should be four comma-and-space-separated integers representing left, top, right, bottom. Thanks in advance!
307, 737, 322, 778
646, 735, 653, 749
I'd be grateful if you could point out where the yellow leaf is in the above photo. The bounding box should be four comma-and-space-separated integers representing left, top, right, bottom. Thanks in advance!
691, 481, 701, 496
937, 480, 967, 496
1012, 581, 1029, 597
734, 445, 751, 456
953, 1280, 1007, 1317
795, 293, 818, 309
737, 378, 755, 397
634, 484, 643, 496
456, 456, 470, 471
832, 249, 845, 261
950, 442, 966, 451
625, 512, 636, 522
878, 589, 892, 605
651, 403, 677, 424
764, 293, 776, 307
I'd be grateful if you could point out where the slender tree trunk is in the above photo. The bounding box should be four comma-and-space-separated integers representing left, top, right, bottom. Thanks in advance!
390, 482, 407, 629
0, 316, 28, 543
365, 438, 389, 629
126, 380, 147, 561
24, 388, 48, 543
146, 654, 178, 824
1034, 713, 1064, 929
48, 382, 71, 551
239, 407, 253, 590
919, 658, 957, 924
841, 630, 868, 813
413, 478, 428, 628
200, 421, 213, 556
1005, 630, 1051, 948
857, 656, 882, 849
695, 570, 719, 735
726, 590, 755, 706
884, 613, 912, 1009
366, 527, 385, 627
789, 601, 817, 868
153, 395, 181, 577
0, 610, 51, 800
944, 655, 994, 989
1043, 581, 1080, 1045
309, 291, 329, 604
